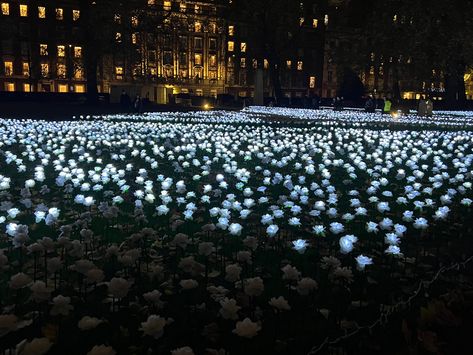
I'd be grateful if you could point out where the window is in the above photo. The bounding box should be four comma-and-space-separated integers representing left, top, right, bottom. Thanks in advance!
4, 61, 13, 76
209, 55, 217, 67
327, 71, 333, 82
297, 61, 303, 70
209, 22, 217, 34
75, 84, 85, 93
5, 82, 15, 92
38, 6, 45, 18
114, 14, 121, 23
131, 16, 138, 27
56, 8, 63, 20
252, 59, 258, 69
179, 69, 188, 78
194, 4, 201, 14
180, 2, 186, 12
131, 33, 138, 44
240, 58, 246, 68
57, 45, 65, 57
22, 62, 29, 76
74, 46, 82, 58
194, 21, 202, 32
240, 42, 246, 53
209, 71, 217, 79
115, 32, 122, 43
179, 35, 187, 49
299, 17, 304, 26
163, 1, 171, 10
40, 63, 49, 77
74, 67, 84, 79
312, 19, 318, 28
2, 3, 9, 15
40, 44, 48, 56
179, 52, 187, 66
23, 83, 31, 92
58, 84, 68, 93
194, 37, 203, 50
72, 9, 80, 21
228, 25, 234, 36
20, 4, 27, 17
324, 14, 329, 26
286, 60, 292, 69
115, 66, 123, 79
227, 41, 234, 52
57, 64, 66, 78
309, 76, 316, 88
194, 53, 202, 66
163, 51, 172, 65
264, 59, 269, 69
209, 38, 217, 51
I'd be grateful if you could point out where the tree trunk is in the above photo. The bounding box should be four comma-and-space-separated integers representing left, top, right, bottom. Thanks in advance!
269, 63, 283, 104
445, 61, 466, 109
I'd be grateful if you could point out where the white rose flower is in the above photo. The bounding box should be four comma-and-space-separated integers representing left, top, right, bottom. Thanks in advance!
269, 296, 291, 311
232, 318, 261, 338
78, 316, 103, 330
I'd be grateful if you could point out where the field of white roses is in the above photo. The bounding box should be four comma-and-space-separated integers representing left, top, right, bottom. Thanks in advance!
1, 107, 473, 355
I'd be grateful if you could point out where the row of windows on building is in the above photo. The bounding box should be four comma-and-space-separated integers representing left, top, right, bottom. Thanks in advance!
148, 0, 216, 15
38, 45, 82, 58
3, 82, 85, 93
3, 60, 84, 79
1, 3, 80, 20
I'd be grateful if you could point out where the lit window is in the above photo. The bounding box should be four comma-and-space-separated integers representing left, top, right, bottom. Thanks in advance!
131, 16, 138, 27
163, 1, 171, 10
194, 53, 202, 66
324, 14, 329, 25
180, 2, 186, 12
75, 84, 85, 93
57, 64, 66, 78
299, 17, 304, 26
312, 19, 318, 28
1, 3, 9, 15
210, 22, 217, 34
252, 59, 258, 69
227, 41, 234, 52
194, 4, 201, 13
22, 62, 29, 76
309, 76, 316, 88
240, 42, 246, 53
74, 46, 82, 58
286, 60, 292, 69
240, 58, 246, 68
5, 82, 15, 92
72, 9, 80, 21
4, 61, 13, 76
40, 44, 48, 56
264, 59, 269, 69
297, 61, 303, 70
40, 63, 49, 77
115, 32, 122, 43
20, 4, 28, 17
115, 66, 123, 79
57, 45, 65, 57
58, 84, 68, 93
132, 33, 138, 44
194, 21, 202, 32
56, 8, 63, 20
228, 25, 234, 36
209, 55, 217, 67
209, 71, 217, 80
114, 14, 121, 23
74, 67, 84, 79
38, 6, 45, 18
147, 0, 156, 5
23, 83, 31, 92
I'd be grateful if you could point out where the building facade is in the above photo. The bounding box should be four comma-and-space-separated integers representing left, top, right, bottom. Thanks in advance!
1, 0, 330, 103
0, 0, 86, 93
